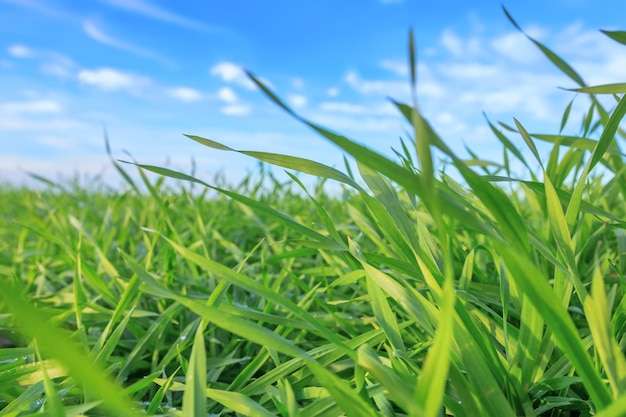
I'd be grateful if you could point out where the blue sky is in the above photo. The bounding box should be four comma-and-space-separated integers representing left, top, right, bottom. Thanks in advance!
1, 0, 625, 187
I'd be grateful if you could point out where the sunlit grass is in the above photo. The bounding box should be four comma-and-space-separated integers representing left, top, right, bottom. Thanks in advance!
2, 9, 626, 417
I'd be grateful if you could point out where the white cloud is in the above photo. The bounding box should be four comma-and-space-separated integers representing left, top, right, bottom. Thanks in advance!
319, 101, 396, 116
99, 0, 210, 31
439, 63, 500, 80
0, 117, 85, 131
380, 59, 408, 77
167, 87, 204, 102
8, 44, 33, 58
40, 54, 76, 79
345, 70, 442, 99
309, 113, 402, 133
210, 61, 255, 90
0, 100, 62, 114
82, 20, 173, 66
222, 104, 251, 116
37, 135, 74, 149
441, 29, 463, 57
288, 94, 307, 108
214, 86, 252, 115
78, 68, 150, 92
326, 87, 339, 97
217, 86, 238, 103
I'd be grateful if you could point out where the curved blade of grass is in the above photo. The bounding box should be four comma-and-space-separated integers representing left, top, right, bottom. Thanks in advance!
485, 176, 625, 224
244, 73, 502, 239
185, 134, 365, 192
483, 113, 531, 171
564, 94, 626, 227
503, 6, 586, 87
588, 93, 626, 171
529, 134, 623, 155
147, 368, 179, 415
414, 274, 455, 417
566, 83, 626, 94
182, 324, 207, 417
584, 267, 626, 397
40, 357, 65, 417
120, 162, 344, 251
560, 98, 575, 133
514, 118, 543, 168
601, 30, 626, 46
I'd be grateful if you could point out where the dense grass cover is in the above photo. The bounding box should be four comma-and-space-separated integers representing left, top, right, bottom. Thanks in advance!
2, 13, 626, 417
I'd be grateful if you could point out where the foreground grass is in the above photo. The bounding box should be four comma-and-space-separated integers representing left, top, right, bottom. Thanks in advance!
2, 12, 626, 417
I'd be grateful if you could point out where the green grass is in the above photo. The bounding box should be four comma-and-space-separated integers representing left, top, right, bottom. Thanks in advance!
2, 12, 626, 417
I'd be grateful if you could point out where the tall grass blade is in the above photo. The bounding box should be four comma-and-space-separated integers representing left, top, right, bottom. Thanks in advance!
182, 324, 207, 417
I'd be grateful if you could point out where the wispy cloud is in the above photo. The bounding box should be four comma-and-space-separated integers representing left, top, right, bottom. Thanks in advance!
77, 67, 150, 92
166, 87, 204, 103
98, 0, 212, 32
1, 0, 75, 20
221, 104, 251, 116
217, 87, 238, 103
6, 44, 76, 78
7, 44, 33, 58
345, 68, 443, 99
0, 99, 63, 114
380, 59, 408, 77
37, 135, 75, 149
288, 94, 308, 108
319, 101, 396, 116
215, 86, 251, 116
40, 54, 76, 79
82, 20, 175, 67
0, 117, 85, 131
210, 61, 256, 90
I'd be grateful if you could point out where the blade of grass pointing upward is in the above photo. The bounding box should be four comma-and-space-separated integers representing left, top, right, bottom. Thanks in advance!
182, 323, 207, 417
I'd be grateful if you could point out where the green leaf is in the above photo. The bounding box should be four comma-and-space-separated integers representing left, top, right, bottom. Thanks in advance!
503, 6, 586, 87
566, 83, 626, 94
414, 275, 455, 417
182, 325, 207, 417
185, 134, 365, 192
601, 30, 626, 46
583, 267, 626, 397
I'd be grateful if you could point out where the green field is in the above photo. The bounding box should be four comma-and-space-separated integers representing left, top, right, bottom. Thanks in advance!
2, 21, 626, 417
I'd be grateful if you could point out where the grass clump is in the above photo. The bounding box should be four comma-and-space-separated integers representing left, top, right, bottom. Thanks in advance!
2, 10, 626, 417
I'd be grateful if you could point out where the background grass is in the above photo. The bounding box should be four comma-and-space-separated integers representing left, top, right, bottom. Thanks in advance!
2, 12, 626, 417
